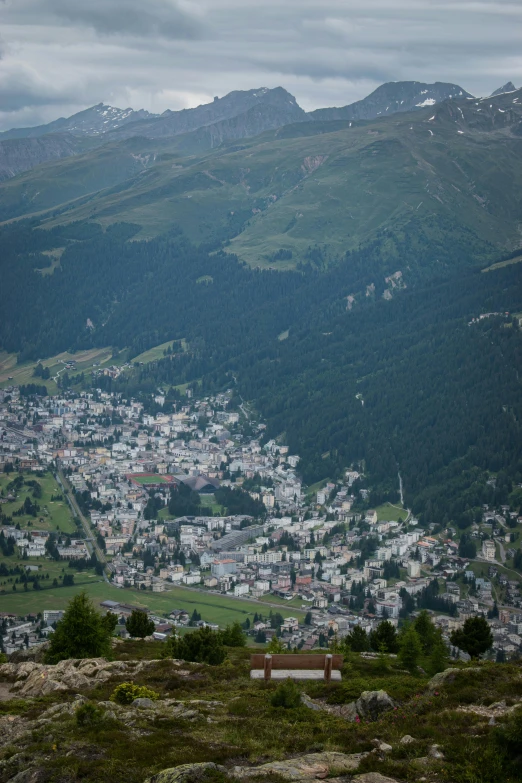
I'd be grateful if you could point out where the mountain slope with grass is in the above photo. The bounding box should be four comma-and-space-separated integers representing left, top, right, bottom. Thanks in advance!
1, 88, 521, 267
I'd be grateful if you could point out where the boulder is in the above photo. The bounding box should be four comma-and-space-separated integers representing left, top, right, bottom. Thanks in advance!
132, 698, 157, 709
353, 775, 400, 783
300, 694, 357, 721
399, 735, 416, 745
371, 739, 392, 753
355, 691, 395, 721
427, 667, 481, 691
146, 763, 225, 783
232, 751, 366, 780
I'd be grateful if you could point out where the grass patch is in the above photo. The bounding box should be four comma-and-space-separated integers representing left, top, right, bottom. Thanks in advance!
0, 471, 77, 533
0, 579, 304, 625
374, 502, 407, 521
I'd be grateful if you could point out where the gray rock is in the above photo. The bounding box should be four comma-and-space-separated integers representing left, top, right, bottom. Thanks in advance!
429, 745, 444, 760
399, 735, 416, 745
7, 770, 45, 783
355, 690, 395, 721
300, 694, 323, 711
427, 667, 481, 691
132, 698, 156, 709
371, 739, 392, 753
146, 762, 225, 783
232, 751, 366, 780
337, 701, 358, 721
353, 775, 400, 783
300, 694, 358, 722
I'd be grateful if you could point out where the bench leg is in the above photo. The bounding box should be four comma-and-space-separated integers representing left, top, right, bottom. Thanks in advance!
264, 654, 272, 682
324, 653, 333, 684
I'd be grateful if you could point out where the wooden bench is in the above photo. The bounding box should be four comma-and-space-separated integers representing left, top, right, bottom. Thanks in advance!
250, 653, 343, 683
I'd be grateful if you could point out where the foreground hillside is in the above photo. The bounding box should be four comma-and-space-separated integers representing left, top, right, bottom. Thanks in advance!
0, 642, 521, 783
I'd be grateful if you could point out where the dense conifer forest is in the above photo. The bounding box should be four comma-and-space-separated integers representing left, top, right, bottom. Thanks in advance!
1, 218, 521, 521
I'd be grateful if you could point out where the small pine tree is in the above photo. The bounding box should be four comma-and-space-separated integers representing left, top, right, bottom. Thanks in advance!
398, 625, 422, 671
413, 610, 437, 655
450, 616, 493, 660
44, 592, 113, 664
428, 630, 449, 674
369, 620, 399, 653
345, 624, 370, 652
267, 636, 285, 654
125, 609, 155, 638
220, 622, 246, 647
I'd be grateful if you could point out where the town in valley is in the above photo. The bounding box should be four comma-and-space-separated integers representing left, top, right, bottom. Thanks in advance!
1, 381, 521, 661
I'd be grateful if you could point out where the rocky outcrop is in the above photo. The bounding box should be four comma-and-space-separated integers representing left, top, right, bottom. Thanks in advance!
0, 135, 81, 182
353, 775, 400, 783
301, 691, 393, 722
231, 751, 367, 780
146, 764, 225, 783
355, 691, 395, 721
0, 657, 188, 697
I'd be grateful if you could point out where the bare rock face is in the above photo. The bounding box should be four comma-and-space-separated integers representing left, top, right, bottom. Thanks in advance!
146, 763, 225, 783
0, 657, 185, 698
355, 690, 395, 721
231, 751, 367, 780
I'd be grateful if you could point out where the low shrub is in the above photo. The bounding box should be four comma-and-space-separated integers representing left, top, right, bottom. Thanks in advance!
75, 702, 104, 727
271, 679, 302, 709
110, 682, 160, 705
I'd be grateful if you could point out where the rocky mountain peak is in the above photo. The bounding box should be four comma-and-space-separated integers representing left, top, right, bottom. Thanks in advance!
490, 81, 517, 96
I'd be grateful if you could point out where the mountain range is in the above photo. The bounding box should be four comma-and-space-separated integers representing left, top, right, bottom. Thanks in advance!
0, 79, 504, 182
1, 82, 521, 269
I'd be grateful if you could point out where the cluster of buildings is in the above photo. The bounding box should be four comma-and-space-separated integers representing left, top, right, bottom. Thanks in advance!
1, 382, 522, 661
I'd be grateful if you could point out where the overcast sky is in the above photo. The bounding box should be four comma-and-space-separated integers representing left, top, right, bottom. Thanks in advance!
1, 0, 521, 130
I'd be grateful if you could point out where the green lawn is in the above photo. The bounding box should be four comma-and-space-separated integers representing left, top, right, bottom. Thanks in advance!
0, 471, 77, 533
132, 339, 187, 364
0, 347, 114, 391
131, 475, 170, 485
375, 502, 407, 522
0, 552, 98, 590
0, 580, 304, 625
257, 593, 306, 610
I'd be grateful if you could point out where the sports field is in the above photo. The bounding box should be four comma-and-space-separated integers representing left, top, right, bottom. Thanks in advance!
129, 474, 171, 485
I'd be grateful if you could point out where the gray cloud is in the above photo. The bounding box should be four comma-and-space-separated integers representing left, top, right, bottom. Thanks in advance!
0, 0, 521, 129
4, 0, 204, 39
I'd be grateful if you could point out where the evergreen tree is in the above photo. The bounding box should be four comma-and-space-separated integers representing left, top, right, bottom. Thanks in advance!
398, 625, 422, 671
413, 610, 437, 654
44, 592, 114, 664
369, 620, 399, 653
125, 609, 155, 638
220, 622, 246, 647
345, 624, 370, 652
450, 616, 493, 660
428, 630, 449, 674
